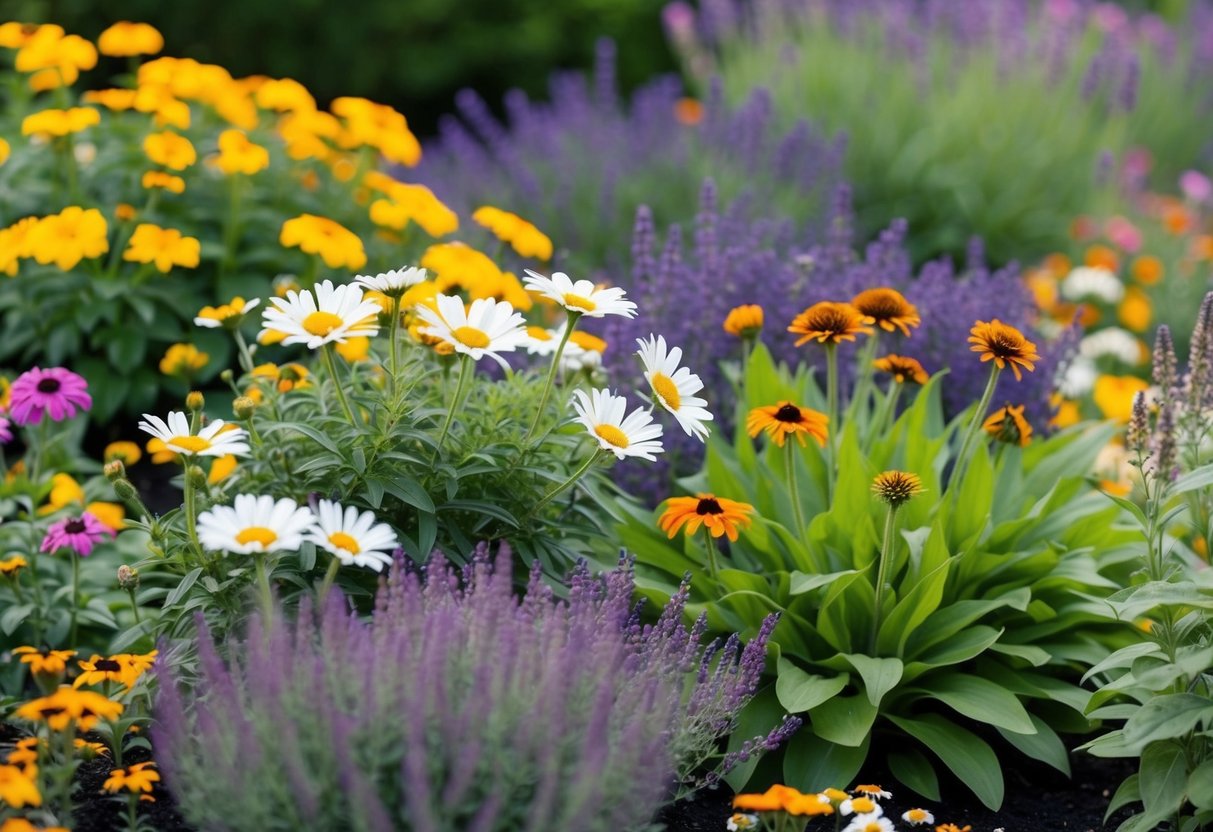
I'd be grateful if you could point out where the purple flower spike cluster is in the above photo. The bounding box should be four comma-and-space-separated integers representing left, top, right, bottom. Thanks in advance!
153, 545, 782, 832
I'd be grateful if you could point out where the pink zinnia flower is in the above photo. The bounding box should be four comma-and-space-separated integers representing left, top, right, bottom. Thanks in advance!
8, 367, 92, 426
0, 416, 11, 445
1106, 216, 1143, 253
40, 512, 113, 557
1180, 170, 1212, 204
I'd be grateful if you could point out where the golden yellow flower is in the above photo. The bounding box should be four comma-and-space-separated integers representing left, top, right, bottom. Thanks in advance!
420, 242, 502, 294
21, 107, 100, 137
1084, 244, 1120, 273
97, 21, 163, 57
0, 22, 40, 49
851, 288, 920, 336
14, 24, 96, 86
36, 472, 84, 515
467, 271, 534, 311
194, 296, 257, 329
0, 765, 40, 808
789, 301, 873, 346
85, 501, 126, 532
0, 554, 28, 576
215, 129, 269, 175
159, 343, 209, 376
102, 762, 160, 794
75, 651, 156, 690
658, 494, 754, 542
872, 470, 925, 506
1050, 396, 1081, 429
255, 77, 316, 112
207, 454, 238, 484
569, 330, 607, 353
279, 214, 366, 270
1118, 286, 1152, 333
143, 131, 196, 170
967, 320, 1040, 381
472, 206, 553, 260
723, 304, 763, 338
746, 402, 829, 447
124, 224, 201, 272
335, 336, 371, 362
873, 354, 928, 384
331, 95, 420, 166
141, 170, 185, 193
27, 207, 108, 270
1093, 375, 1150, 423
369, 183, 459, 237
82, 88, 138, 111
983, 404, 1032, 446
13, 646, 76, 676
0, 137, 8, 166
733, 785, 808, 812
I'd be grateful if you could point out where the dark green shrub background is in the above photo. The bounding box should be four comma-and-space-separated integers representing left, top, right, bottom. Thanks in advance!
1, 0, 676, 135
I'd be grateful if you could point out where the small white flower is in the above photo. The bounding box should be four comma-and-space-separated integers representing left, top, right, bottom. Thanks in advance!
307, 499, 400, 572
902, 808, 935, 826
194, 297, 261, 329
726, 813, 759, 831
260, 279, 382, 349
1061, 266, 1124, 303
1059, 355, 1098, 397
522, 269, 637, 318
1079, 327, 1142, 365
842, 813, 894, 832
636, 334, 713, 441
416, 294, 528, 369
353, 266, 427, 296
840, 798, 883, 817
853, 785, 892, 800
524, 326, 562, 357
138, 411, 250, 458
196, 494, 317, 555
560, 341, 603, 374
571, 388, 664, 461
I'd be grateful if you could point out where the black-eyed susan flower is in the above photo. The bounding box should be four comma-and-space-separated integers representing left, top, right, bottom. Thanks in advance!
874, 354, 928, 384
102, 762, 160, 795
13, 647, 75, 676
138, 410, 250, 458
967, 320, 1040, 381
415, 294, 528, 369
0, 554, 28, 577
259, 279, 381, 350
658, 494, 754, 542
215, 129, 269, 175
852, 288, 920, 336
143, 131, 196, 170
723, 304, 763, 338
196, 494, 316, 555
983, 404, 1032, 446
473, 206, 553, 261
103, 441, 142, 465
636, 334, 713, 440
123, 223, 200, 272
97, 21, 163, 56
0, 817, 70, 832
522, 270, 637, 318
746, 402, 829, 447
571, 388, 664, 461
194, 296, 261, 330
27, 207, 108, 270
159, 343, 208, 378
0, 764, 40, 808
279, 213, 367, 270
902, 808, 935, 826
789, 301, 873, 346
14, 687, 124, 731
20, 107, 99, 137
73, 655, 129, 688
306, 499, 399, 573
871, 471, 924, 507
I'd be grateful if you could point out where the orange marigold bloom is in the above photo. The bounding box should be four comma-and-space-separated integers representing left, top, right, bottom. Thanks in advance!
785, 793, 835, 816
1084, 244, 1120, 272
658, 494, 754, 542
733, 785, 805, 812
967, 320, 1040, 381
472, 206, 552, 260
143, 131, 196, 171
13, 646, 75, 675
983, 404, 1032, 446
97, 21, 163, 57
674, 97, 704, 125
102, 762, 159, 794
215, 129, 269, 176
723, 304, 764, 338
1162, 205, 1193, 235
874, 354, 928, 384
279, 213, 366, 270
1129, 255, 1164, 285
747, 402, 829, 447
789, 301, 873, 346
851, 288, 920, 336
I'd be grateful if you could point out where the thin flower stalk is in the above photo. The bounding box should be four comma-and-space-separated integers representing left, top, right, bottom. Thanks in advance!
524, 311, 581, 443
528, 448, 605, 518
785, 441, 806, 537
950, 364, 1001, 492
321, 342, 357, 425
434, 353, 474, 458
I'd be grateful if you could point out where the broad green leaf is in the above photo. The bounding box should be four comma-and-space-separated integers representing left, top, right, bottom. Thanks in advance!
808, 693, 879, 747
927, 673, 1036, 734
775, 658, 848, 713
1171, 463, 1213, 495
1139, 741, 1187, 817
889, 713, 1005, 810
1189, 760, 1213, 810
912, 625, 1002, 669
1105, 773, 1140, 823
1122, 694, 1213, 753
876, 558, 951, 656
888, 747, 941, 802
783, 728, 870, 794
840, 654, 903, 708
165, 568, 204, 607
0, 604, 33, 635
789, 569, 858, 595
725, 687, 785, 792
996, 715, 1070, 775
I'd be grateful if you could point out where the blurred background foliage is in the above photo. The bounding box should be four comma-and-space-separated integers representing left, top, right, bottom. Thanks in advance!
0, 0, 678, 135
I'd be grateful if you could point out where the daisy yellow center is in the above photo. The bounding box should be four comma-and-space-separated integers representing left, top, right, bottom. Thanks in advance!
328, 531, 361, 554
908, 811, 927, 821
651, 373, 681, 410
562, 293, 597, 312
594, 424, 630, 448
863, 824, 883, 832
452, 326, 490, 349
235, 526, 278, 547
302, 310, 345, 337
169, 435, 212, 453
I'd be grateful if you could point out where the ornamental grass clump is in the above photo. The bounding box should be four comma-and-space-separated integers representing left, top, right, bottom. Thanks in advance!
153, 545, 787, 832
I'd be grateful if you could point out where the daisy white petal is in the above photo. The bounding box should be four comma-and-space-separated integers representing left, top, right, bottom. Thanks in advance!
842, 814, 894, 832
636, 334, 713, 440
196, 494, 317, 554
138, 410, 250, 458
571, 388, 664, 461
259, 279, 381, 349
416, 294, 528, 369
353, 266, 426, 296
522, 269, 636, 318
306, 499, 400, 572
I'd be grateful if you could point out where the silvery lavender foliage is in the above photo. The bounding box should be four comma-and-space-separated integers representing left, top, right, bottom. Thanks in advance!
153, 545, 780, 832
413, 38, 844, 276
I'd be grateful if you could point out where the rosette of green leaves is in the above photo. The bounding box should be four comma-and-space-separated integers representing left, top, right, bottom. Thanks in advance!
616, 344, 1136, 809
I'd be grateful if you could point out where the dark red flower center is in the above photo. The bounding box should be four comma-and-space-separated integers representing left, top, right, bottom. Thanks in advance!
95, 659, 123, 672
64, 519, 87, 534
775, 404, 803, 423
696, 497, 723, 515
37, 378, 62, 394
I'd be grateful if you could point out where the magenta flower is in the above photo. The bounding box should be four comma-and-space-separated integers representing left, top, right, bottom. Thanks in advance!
0, 416, 11, 445
8, 367, 92, 426
1181, 170, 1212, 204
40, 512, 113, 557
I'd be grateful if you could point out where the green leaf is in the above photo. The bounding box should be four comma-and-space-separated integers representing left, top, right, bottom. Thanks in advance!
775, 658, 848, 713
927, 673, 1036, 734
782, 728, 870, 794
840, 654, 903, 708
165, 568, 204, 607
788, 569, 858, 595
1171, 463, 1213, 495
1, 604, 33, 635
1189, 760, 1213, 810
1139, 741, 1187, 817
1105, 773, 1140, 822
1122, 694, 1213, 754
888, 748, 941, 802
808, 693, 879, 747
876, 557, 950, 655
889, 713, 1005, 810
382, 477, 437, 514
996, 715, 1070, 775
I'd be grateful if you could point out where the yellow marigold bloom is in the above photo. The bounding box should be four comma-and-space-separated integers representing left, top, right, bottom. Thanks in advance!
145, 437, 178, 464
103, 762, 159, 795
1084, 244, 1119, 272
967, 320, 1039, 381
851, 288, 920, 336
215, 129, 269, 175
0, 137, 9, 165
789, 301, 873, 346
124, 224, 201, 272
733, 785, 805, 812
37, 472, 84, 515
27, 206, 108, 270
13, 646, 76, 675
785, 793, 834, 816
279, 213, 367, 270
21, 107, 99, 137
1094, 375, 1150, 422
659, 493, 754, 542
747, 402, 829, 447
14, 25, 96, 85
82, 88, 138, 111
1050, 397, 1081, 429
141, 170, 185, 193
255, 77, 316, 112
194, 296, 258, 329
1024, 269, 1058, 312
466, 271, 533, 311
1118, 286, 1152, 333
159, 343, 209, 376
822, 788, 850, 804
874, 354, 928, 384
133, 85, 191, 130
97, 21, 163, 57
723, 304, 764, 338
569, 330, 607, 354
0, 554, 28, 576
369, 184, 459, 238
208, 454, 238, 484
983, 404, 1032, 447
401, 279, 439, 311
420, 242, 503, 294
1130, 255, 1164, 285
872, 470, 924, 506
473, 206, 553, 260
0, 765, 40, 808
332, 95, 420, 166
0, 21, 40, 48
143, 131, 196, 170
85, 501, 125, 532
117, 203, 139, 222
335, 336, 371, 362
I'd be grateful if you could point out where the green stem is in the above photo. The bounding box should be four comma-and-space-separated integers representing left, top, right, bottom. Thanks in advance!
322, 343, 357, 424
785, 440, 806, 537
702, 525, 719, 579
389, 295, 402, 395
527, 448, 605, 518
68, 551, 80, 648
253, 553, 273, 625
126, 588, 141, 624
825, 343, 839, 503
433, 354, 473, 460
870, 505, 899, 653
182, 463, 203, 562
318, 556, 341, 602
950, 364, 1002, 493
523, 313, 581, 444
233, 329, 255, 375
127, 793, 139, 832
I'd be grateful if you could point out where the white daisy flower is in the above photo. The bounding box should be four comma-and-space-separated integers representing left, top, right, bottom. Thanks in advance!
138, 411, 250, 458
525, 325, 562, 357
902, 808, 935, 826
522, 269, 637, 318
1079, 327, 1142, 365
636, 334, 713, 441
1061, 266, 1124, 303
1059, 355, 1098, 397
839, 797, 883, 817
259, 279, 382, 349
353, 266, 427, 296
194, 297, 260, 329
307, 499, 400, 572
853, 785, 893, 801
843, 813, 894, 832
416, 294, 528, 369
726, 814, 759, 831
560, 341, 603, 374
196, 494, 317, 554
571, 388, 664, 461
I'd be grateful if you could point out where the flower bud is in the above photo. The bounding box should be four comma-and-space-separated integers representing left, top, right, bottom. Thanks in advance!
233, 396, 257, 420
186, 465, 207, 489
112, 478, 140, 503
103, 460, 127, 481
220, 369, 235, 385
186, 391, 205, 412
117, 564, 140, 590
